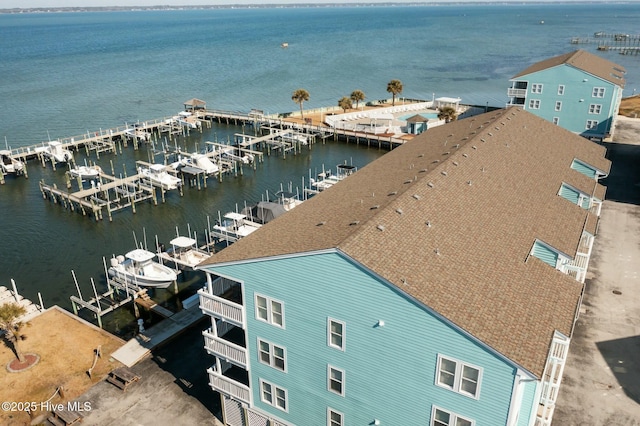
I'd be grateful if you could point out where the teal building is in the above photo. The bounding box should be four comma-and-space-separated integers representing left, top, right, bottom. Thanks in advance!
198, 108, 610, 426
507, 50, 625, 140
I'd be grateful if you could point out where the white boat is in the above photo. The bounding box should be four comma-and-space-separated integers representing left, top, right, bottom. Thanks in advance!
174, 111, 201, 129
139, 164, 182, 190
274, 190, 304, 211
157, 236, 211, 270
173, 153, 220, 175
220, 146, 254, 164
309, 164, 358, 192
108, 248, 178, 288
211, 212, 262, 243
0, 150, 24, 175
124, 128, 151, 142
69, 164, 102, 180
280, 132, 308, 145
35, 141, 74, 163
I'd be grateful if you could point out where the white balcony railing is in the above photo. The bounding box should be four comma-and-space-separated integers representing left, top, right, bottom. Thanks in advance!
508, 88, 527, 97
198, 289, 245, 327
207, 367, 251, 405
203, 328, 248, 368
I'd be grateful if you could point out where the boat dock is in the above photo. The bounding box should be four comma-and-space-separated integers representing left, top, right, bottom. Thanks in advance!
570, 31, 640, 56
39, 162, 185, 221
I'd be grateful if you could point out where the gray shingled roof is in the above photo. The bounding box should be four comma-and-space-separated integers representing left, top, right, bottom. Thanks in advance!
511, 49, 626, 88
200, 108, 611, 378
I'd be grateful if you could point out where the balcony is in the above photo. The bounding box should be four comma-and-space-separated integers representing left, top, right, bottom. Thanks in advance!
199, 289, 245, 327
207, 364, 251, 405
508, 88, 528, 98
203, 327, 248, 368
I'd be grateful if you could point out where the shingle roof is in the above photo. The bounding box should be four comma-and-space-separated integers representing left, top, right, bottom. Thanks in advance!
511, 49, 626, 88
200, 108, 611, 378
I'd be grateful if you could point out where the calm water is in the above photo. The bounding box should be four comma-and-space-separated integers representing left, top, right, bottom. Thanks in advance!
1, 4, 639, 331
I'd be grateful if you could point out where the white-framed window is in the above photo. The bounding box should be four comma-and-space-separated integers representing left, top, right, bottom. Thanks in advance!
552, 117, 560, 125
260, 379, 288, 412
328, 365, 345, 396
258, 338, 286, 372
328, 318, 345, 351
431, 405, 475, 426
255, 294, 285, 328
528, 99, 540, 109
555, 101, 562, 111
436, 355, 482, 399
592, 87, 605, 98
589, 104, 602, 114
586, 120, 599, 130
557, 84, 565, 95
328, 408, 344, 426
531, 83, 543, 94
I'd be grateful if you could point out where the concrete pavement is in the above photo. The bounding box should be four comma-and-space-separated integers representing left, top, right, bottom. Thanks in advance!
553, 117, 640, 425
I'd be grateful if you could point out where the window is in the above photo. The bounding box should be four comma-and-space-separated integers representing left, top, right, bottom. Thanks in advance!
328, 365, 345, 396
528, 99, 540, 109
431, 406, 475, 426
592, 87, 605, 98
258, 339, 286, 371
589, 104, 602, 114
255, 294, 285, 328
557, 85, 565, 95
260, 379, 288, 412
328, 318, 345, 350
328, 408, 344, 426
586, 120, 599, 130
436, 355, 482, 399
531, 83, 543, 94
552, 117, 560, 125
555, 101, 562, 111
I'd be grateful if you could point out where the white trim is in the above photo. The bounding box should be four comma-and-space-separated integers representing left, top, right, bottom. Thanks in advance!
436, 354, 482, 400
557, 84, 565, 95
259, 378, 289, 412
254, 293, 285, 329
591, 87, 605, 98
327, 317, 346, 351
431, 404, 475, 426
257, 337, 287, 372
327, 407, 344, 426
328, 365, 345, 396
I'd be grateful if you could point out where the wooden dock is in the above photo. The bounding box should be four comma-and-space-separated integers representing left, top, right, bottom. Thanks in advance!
39, 163, 187, 221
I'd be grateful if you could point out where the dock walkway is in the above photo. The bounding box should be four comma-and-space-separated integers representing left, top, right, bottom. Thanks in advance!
110, 302, 205, 367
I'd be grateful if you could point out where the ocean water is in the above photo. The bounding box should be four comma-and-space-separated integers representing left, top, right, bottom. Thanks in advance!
0, 3, 639, 331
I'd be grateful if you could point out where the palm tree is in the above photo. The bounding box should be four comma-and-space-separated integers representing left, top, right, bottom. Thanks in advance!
292, 88, 310, 119
438, 106, 458, 123
0, 303, 27, 363
338, 96, 353, 113
386, 79, 403, 106
350, 90, 365, 109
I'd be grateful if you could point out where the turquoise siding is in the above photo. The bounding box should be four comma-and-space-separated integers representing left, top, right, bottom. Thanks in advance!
517, 380, 538, 426
559, 184, 581, 205
517, 65, 620, 137
212, 252, 521, 426
559, 183, 590, 209
571, 159, 597, 179
531, 241, 559, 268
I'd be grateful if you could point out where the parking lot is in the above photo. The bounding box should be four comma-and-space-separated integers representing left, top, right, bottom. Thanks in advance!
553, 117, 640, 425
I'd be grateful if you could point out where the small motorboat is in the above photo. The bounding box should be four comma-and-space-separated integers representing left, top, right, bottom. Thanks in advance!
35, 141, 74, 163
69, 164, 102, 180
139, 164, 182, 190
108, 248, 178, 288
0, 150, 25, 175
157, 236, 212, 270
210, 212, 262, 243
